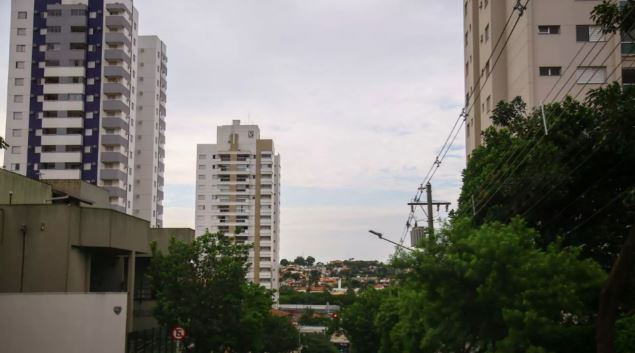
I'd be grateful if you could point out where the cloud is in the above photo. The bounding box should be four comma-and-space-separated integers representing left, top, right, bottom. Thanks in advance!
0, 0, 466, 261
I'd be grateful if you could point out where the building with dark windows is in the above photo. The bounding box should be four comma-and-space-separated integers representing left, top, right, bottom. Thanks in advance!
4, 0, 166, 226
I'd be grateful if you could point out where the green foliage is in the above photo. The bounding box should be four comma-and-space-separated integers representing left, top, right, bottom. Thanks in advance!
343, 220, 605, 353
591, 0, 635, 38
0, 136, 8, 150
299, 309, 331, 327
263, 316, 300, 353
341, 289, 386, 353
148, 232, 271, 353
294, 256, 307, 266
279, 286, 356, 307
458, 85, 635, 268
306, 256, 316, 266
301, 333, 338, 353
280, 258, 290, 266
617, 315, 635, 353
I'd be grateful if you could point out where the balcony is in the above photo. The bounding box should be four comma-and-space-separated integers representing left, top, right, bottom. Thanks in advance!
105, 15, 132, 31
104, 31, 131, 47
101, 134, 128, 146
41, 134, 82, 145
103, 82, 130, 96
43, 100, 84, 112
104, 65, 130, 79
39, 169, 81, 180
104, 48, 131, 62
622, 42, 635, 55
101, 151, 128, 163
103, 100, 130, 114
42, 118, 83, 129
40, 152, 82, 163
44, 66, 85, 78
104, 186, 126, 198
102, 116, 129, 131
100, 168, 127, 181
43, 83, 84, 95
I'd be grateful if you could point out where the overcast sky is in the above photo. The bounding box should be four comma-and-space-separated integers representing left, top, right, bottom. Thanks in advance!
0, 0, 466, 262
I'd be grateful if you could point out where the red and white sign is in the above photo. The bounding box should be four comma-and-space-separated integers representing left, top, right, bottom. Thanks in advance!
171, 326, 187, 341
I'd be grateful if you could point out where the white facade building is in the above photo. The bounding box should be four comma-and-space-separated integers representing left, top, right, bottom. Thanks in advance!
134, 36, 167, 227
195, 120, 281, 291
4, 0, 166, 219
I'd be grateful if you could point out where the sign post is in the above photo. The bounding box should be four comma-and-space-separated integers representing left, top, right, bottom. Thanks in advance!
172, 326, 187, 352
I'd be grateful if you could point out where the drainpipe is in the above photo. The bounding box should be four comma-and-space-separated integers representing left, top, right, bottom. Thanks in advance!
19, 224, 27, 292
9, 191, 13, 205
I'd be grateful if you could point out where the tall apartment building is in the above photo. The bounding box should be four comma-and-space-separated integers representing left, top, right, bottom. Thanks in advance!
134, 36, 167, 227
4, 0, 166, 220
195, 120, 281, 291
464, 0, 635, 155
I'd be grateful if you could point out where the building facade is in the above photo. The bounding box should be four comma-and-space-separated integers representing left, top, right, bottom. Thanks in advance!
134, 36, 167, 227
4, 0, 165, 220
464, 0, 635, 155
195, 120, 281, 291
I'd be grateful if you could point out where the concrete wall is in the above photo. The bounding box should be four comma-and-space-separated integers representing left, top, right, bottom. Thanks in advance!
0, 293, 127, 353
0, 169, 52, 204
45, 179, 112, 208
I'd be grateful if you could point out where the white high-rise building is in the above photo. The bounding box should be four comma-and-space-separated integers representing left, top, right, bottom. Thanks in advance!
195, 120, 281, 291
134, 36, 167, 227
4, 0, 166, 220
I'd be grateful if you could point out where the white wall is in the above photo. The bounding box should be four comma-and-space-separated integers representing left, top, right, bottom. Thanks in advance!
0, 293, 127, 353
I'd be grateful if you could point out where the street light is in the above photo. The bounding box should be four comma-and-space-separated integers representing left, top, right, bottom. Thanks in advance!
368, 230, 414, 252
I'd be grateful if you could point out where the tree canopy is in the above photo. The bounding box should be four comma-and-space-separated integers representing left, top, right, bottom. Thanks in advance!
149, 232, 297, 353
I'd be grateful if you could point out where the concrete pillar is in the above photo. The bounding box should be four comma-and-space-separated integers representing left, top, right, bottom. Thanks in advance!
126, 251, 136, 333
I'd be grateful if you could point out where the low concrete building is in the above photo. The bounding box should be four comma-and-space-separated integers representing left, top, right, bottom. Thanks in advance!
0, 169, 193, 351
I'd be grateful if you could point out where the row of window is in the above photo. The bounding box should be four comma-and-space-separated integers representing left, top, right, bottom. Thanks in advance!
539, 66, 608, 84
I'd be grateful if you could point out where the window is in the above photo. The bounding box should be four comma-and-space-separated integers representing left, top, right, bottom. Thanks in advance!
84, 163, 91, 171
14, 95, 23, 103
71, 9, 86, 16
17, 28, 26, 36
198, 174, 206, 180
47, 43, 61, 51
197, 195, 205, 201
484, 24, 490, 42
15, 61, 25, 69
48, 26, 61, 33
576, 66, 607, 84
486, 96, 491, 112
16, 45, 26, 52
13, 112, 23, 120
17, 11, 27, 19
85, 129, 93, 136
48, 9, 62, 16
576, 25, 606, 42
198, 154, 206, 159
84, 146, 91, 153
11, 164, 20, 171
623, 68, 635, 86
12, 129, 22, 137
539, 67, 562, 76
538, 25, 560, 35
14, 78, 24, 86
11, 146, 21, 154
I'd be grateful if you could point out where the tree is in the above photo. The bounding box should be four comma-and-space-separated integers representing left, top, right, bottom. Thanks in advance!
280, 258, 290, 266
306, 256, 316, 266
301, 333, 338, 353
148, 232, 271, 353
345, 219, 605, 353
294, 256, 307, 266
458, 91, 635, 268
0, 136, 8, 150
341, 289, 385, 353
309, 270, 321, 287
263, 316, 300, 353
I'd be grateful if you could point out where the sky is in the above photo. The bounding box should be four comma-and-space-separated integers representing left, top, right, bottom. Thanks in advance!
0, 0, 466, 262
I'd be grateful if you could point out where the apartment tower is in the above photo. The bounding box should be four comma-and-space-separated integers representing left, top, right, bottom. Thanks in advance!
195, 120, 281, 291
464, 0, 635, 155
134, 36, 167, 227
4, 0, 166, 220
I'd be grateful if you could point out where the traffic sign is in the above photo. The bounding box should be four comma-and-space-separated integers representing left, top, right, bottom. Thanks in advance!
172, 326, 187, 341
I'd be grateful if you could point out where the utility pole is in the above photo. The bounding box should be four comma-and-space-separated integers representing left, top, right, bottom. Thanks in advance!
408, 182, 451, 236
